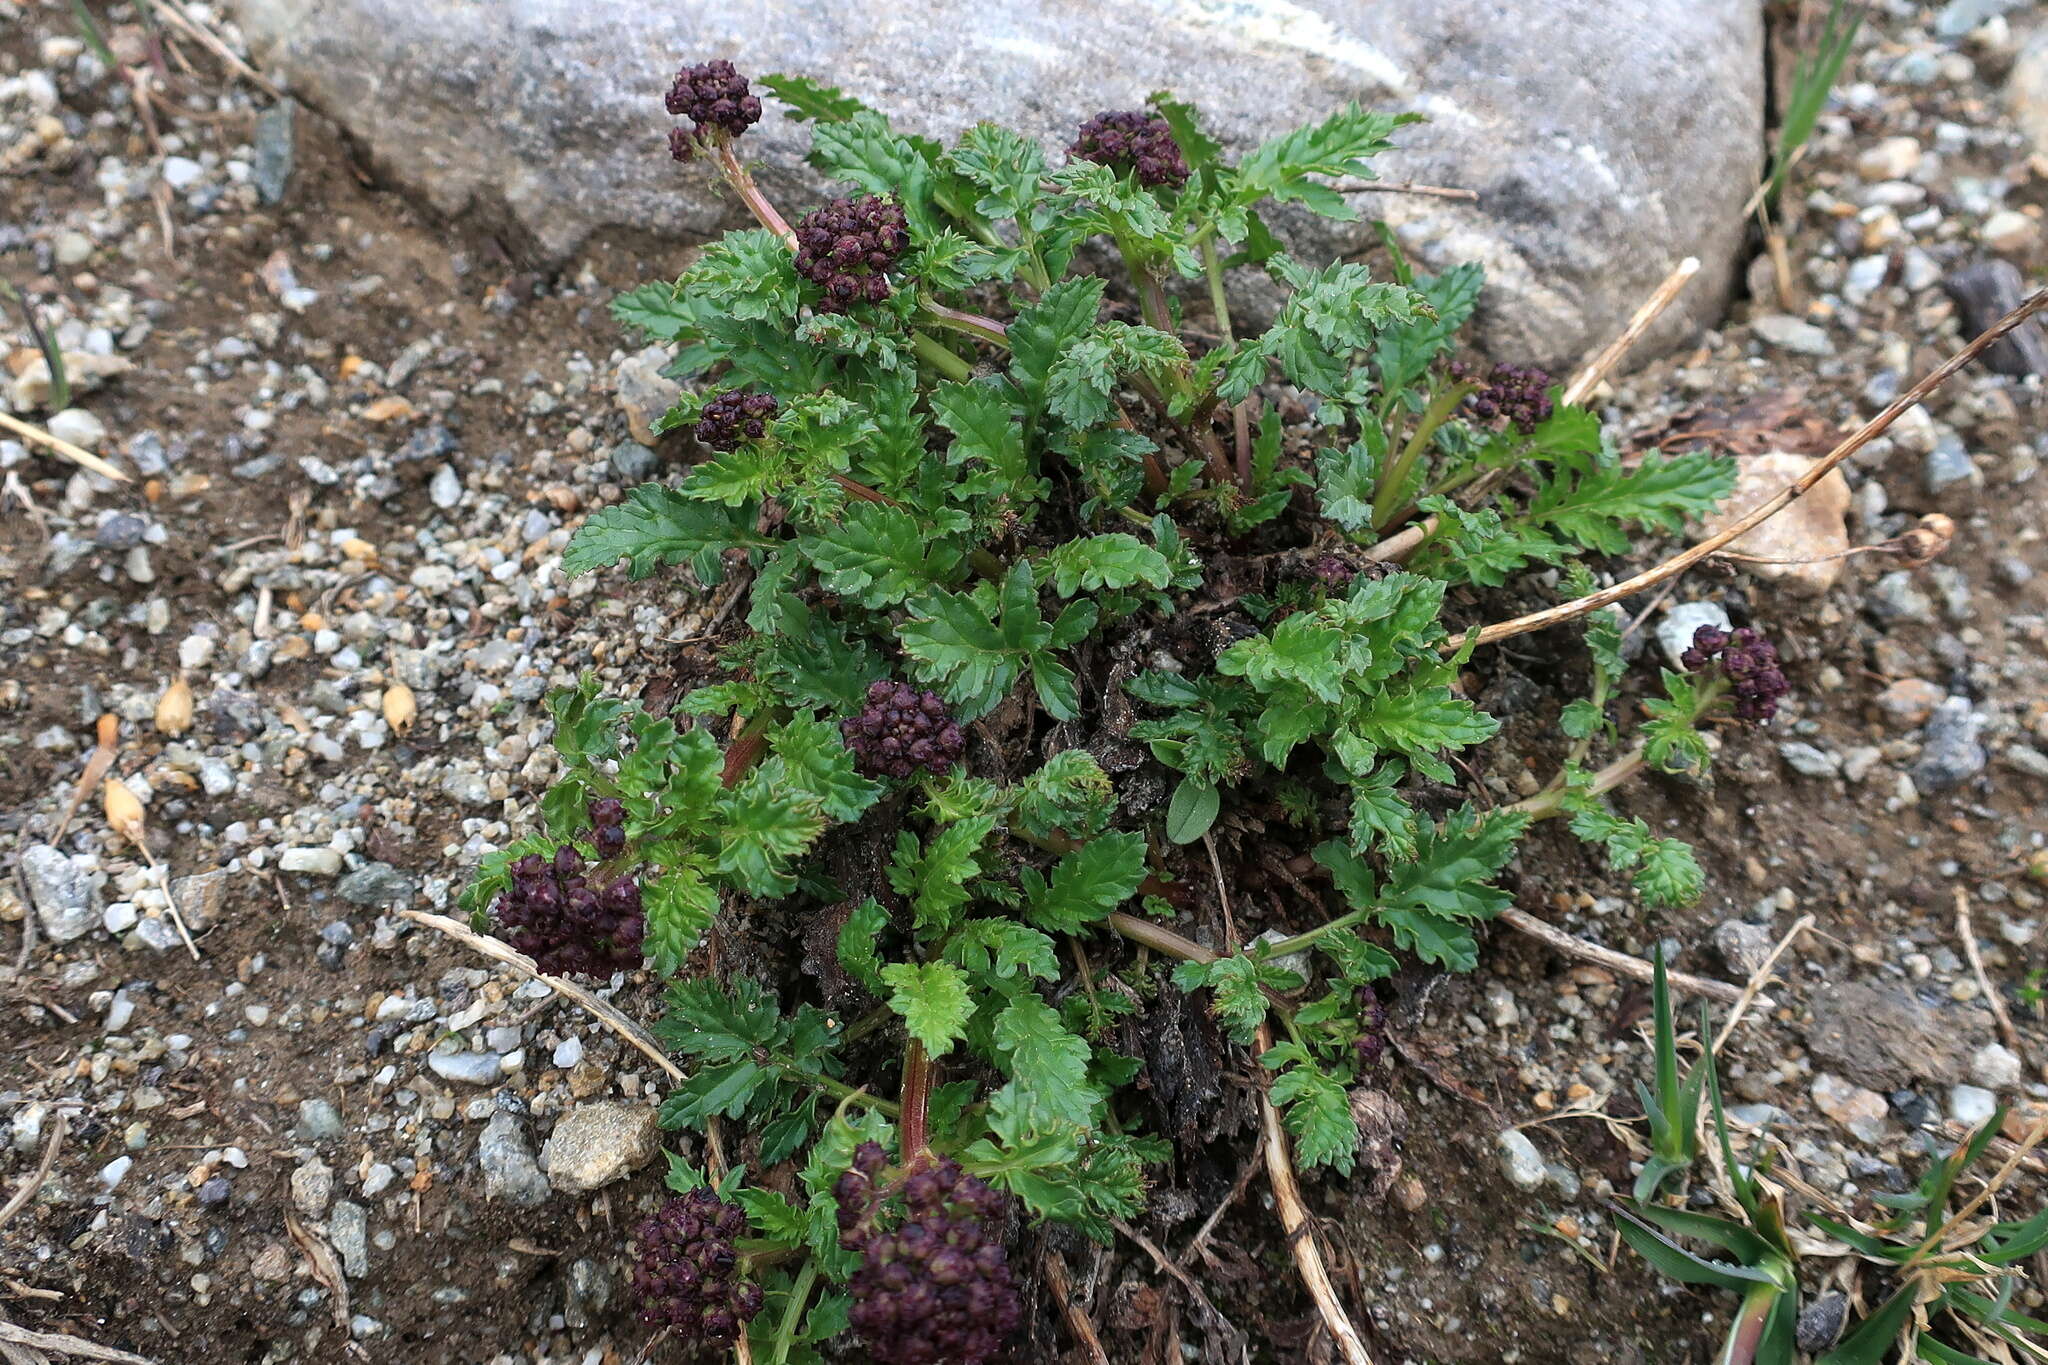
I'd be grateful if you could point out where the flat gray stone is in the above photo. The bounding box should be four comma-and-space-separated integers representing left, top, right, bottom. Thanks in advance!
478, 1110, 551, 1208
22, 845, 101, 943
227, 0, 1762, 367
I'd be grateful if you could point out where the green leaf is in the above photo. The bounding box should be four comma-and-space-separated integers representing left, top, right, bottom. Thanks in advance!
799, 501, 967, 609
657, 977, 781, 1061
612, 280, 696, 343
1374, 262, 1484, 393
562, 485, 760, 581
990, 992, 1099, 1128
767, 717, 883, 825
836, 898, 890, 994
715, 771, 827, 898
1237, 105, 1419, 219
1008, 277, 1106, 413
1615, 1211, 1783, 1292
1146, 91, 1224, 174
1314, 438, 1380, 534
1560, 698, 1604, 740
1346, 761, 1417, 860
759, 72, 873, 122
944, 919, 1060, 983
1040, 533, 1173, 595
1526, 447, 1738, 556
1012, 750, 1116, 841
1816, 1284, 1921, 1365
887, 814, 997, 933
1262, 1043, 1358, 1173
944, 123, 1047, 221
678, 229, 804, 324
1164, 779, 1220, 846
643, 864, 719, 974
660, 1061, 767, 1128
880, 960, 976, 1057
1021, 832, 1147, 934
808, 111, 938, 235
1173, 955, 1271, 1044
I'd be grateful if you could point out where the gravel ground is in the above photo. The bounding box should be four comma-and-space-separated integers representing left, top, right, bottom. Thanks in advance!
3, 1, 2047, 1362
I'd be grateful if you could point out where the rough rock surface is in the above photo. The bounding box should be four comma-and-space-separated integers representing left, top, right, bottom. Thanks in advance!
225, 0, 1762, 366
539, 1101, 661, 1192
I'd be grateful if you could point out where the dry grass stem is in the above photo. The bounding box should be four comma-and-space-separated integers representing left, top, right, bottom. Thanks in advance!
0, 1112, 64, 1234
1955, 887, 2024, 1059
1254, 1024, 1375, 1365
0, 1317, 155, 1365
1458, 287, 2048, 652
1714, 913, 1814, 1052
1498, 907, 1745, 1004
1040, 1248, 1111, 1365
0, 413, 127, 484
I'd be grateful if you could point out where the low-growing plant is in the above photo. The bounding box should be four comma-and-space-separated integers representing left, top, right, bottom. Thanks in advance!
1619, 953, 2048, 1365
460, 56, 1797, 1360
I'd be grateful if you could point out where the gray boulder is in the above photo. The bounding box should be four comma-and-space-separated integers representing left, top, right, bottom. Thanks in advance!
226, 0, 1761, 366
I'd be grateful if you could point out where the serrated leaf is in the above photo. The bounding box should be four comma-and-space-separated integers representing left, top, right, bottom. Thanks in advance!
1527, 447, 1737, 556
1262, 1044, 1358, 1173
1560, 698, 1604, 740
944, 123, 1047, 221
1347, 761, 1418, 860
715, 773, 826, 898
612, 280, 694, 343
944, 919, 1060, 983
1173, 955, 1269, 1044
1008, 277, 1106, 412
880, 960, 976, 1057
1040, 533, 1173, 595
991, 992, 1098, 1128
799, 501, 966, 609
1012, 750, 1116, 841
1314, 437, 1380, 533
660, 1061, 766, 1128
562, 486, 762, 581
1021, 832, 1146, 934
808, 111, 938, 236
759, 72, 873, 122
678, 229, 804, 324
836, 898, 889, 994
1238, 105, 1419, 219
643, 864, 718, 974
657, 976, 781, 1061
768, 716, 882, 825
887, 814, 997, 933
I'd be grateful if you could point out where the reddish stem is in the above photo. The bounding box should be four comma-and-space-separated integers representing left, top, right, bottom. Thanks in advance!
720, 727, 769, 788
713, 140, 795, 247
898, 1039, 932, 1162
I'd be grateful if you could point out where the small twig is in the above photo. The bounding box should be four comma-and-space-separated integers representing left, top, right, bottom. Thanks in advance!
1111, 1216, 1243, 1347
0, 412, 128, 484
138, 0, 283, 96
51, 715, 119, 847
0, 1318, 154, 1365
1497, 907, 1745, 1005
1713, 914, 1813, 1052
0, 1111, 64, 1233
1956, 888, 2024, 1060
1254, 1020, 1374, 1365
1457, 287, 2048, 653
1176, 1148, 1265, 1270
1041, 1248, 1110, 1365
1562, 258, 1704, 408
1333, 179, 1479, 202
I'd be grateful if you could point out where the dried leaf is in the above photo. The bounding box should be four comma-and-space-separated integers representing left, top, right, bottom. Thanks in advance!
102, 777, 145, 845
154, 677, 192, 736
382, 681, 417, 734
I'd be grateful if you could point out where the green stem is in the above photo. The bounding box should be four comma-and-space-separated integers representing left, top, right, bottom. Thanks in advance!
1200, 237, 1234, 341
1105, 911, 1215, 964
910, 329, 974, 382
919, 301, 1010, 348
793, 1065, 902, 1118
1249, 907, 1376, 964
766, 1256, 820, 1365
1372, 382, 1474, 532
1717, 1282, 1784, 1365
1509, 744, 1648, 820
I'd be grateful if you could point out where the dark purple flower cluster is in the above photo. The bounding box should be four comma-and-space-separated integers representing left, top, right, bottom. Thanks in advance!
630, 1188, 764, 1346
664, 59, 762, 158
1352, 990, 1389, 1072
1681, 624, 1790, 724
1067, 109, 1190, 189
841, 681, 965, 780
793, 195, 911, 312
835, 1144, 1021, 1365
1455, 362, 1555, 434
692, 391, 779, 452
1304, 555, 1395, 591
491, 800, 643, 977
